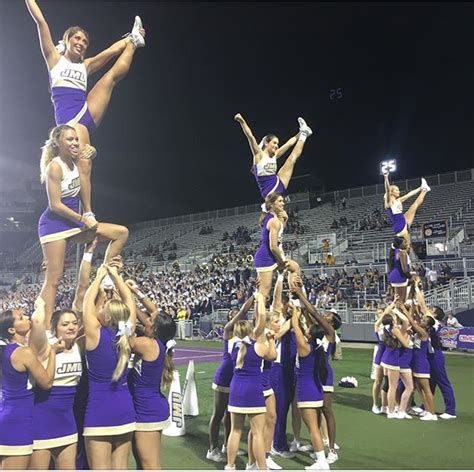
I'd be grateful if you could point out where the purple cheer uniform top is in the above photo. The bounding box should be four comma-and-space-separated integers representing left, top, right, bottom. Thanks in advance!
254, 213, 283, 272
0, 343, 34, 456
411, 333, 430, 378
83, 327, 135, 436
228, 337, 266, 414
321, 336, 335, 392
388, 249, 411, 287
130, 338, 171, 431
212, 337, 237, 393
49, 55, 96, 131
295, 340, 324, 408
252, 153, 286, 199
33, 332, 82, 449
38, 157, 85, 244
386, 199, 407, 235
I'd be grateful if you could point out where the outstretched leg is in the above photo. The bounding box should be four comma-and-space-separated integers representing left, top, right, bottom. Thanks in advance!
404, 189, 428, 228
277, 136, 308, 189
87, 40, 139, 127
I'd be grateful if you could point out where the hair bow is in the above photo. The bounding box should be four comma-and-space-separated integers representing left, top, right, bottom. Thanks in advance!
391, 243, 396, 249
236, 335, 252, 348
116, 320, 133, 338
166, 339, 177, 353
258, 138, 266, 150
260, 202, 268, 213
55, 40, 66, 54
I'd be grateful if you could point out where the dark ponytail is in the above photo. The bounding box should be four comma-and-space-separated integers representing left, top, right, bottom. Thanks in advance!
308, 324, 328, 387
154, 313, 177, 389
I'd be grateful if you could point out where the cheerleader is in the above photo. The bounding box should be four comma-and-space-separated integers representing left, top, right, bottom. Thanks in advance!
291, 304, 330, 470
254, 193, 299, 300
38, 125, 129, 327
380, 311, 411, 419
207, 296, 255, 463
129, 311, 177, 469
25, 0, 146, 218
0, 308, 61, 470
383, 172, 430, 244
371, 299, 398, 415
387, 236, 413, 302
226, 293, 274, 470
400, 301, 437, 421
414, 289, 456, 419
82, 263, 136, 469
28, 297, 83, 470
234, 113, 313, 199
294, 287, 340, 464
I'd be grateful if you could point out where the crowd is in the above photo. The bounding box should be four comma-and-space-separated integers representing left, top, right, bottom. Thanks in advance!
222, 225, 252, 246
358, 208, 391, 231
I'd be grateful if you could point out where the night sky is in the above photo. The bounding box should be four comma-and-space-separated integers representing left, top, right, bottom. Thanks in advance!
0, 1, 473, 226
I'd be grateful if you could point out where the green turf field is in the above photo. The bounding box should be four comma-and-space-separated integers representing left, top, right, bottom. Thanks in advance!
136, 344, 474, 470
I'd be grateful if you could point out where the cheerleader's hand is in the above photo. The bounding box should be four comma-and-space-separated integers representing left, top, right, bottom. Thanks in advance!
266, 330, 276, 341
126, 279, 139, 292
51, 337, 66, 354
85, 236, 99, 253
82, 216, 98, 230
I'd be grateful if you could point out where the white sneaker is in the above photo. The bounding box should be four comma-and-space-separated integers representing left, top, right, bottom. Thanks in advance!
305, 460, 331, 470
420, 413, 438, 421
439, 413, 457, 419
381, 406, 388, 414
246, 463, 257, 470
419, 410, 429, 417
411, 406, 424, 414
266, 457, 282, 470
397, 412, 413, 419
334, 443, 340, 451
206, 447, 226, 463
386, 411, 399, 419
421, 177, 431, 192
270, 447, 296, 459
299, 444, 314, 452
225, 466, 236, 471
372, 405, 382, 415
327, 450, 338, 464
289, 439, 300, 453
298, 117, 313, 137
129, 16, 145, 48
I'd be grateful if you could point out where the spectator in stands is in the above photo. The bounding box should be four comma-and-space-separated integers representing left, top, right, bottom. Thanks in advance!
446, 313, 463, 328
341, 197, 347, 210
426, 267, 438, 290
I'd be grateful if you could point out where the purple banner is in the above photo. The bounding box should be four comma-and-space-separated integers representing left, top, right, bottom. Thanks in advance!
439, 326, 474, 351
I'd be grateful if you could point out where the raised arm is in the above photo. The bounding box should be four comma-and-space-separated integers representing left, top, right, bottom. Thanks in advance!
275, 133, 299, 159
106, 262, 136, 332
253, 292, 267, 340
270, 273, 284, 315
399, 304, 428, 340
383, 173, 391, 209
25, 0, 60, 69
234, 113, 263, 163
292, 285, 335, 341
28, 296, 50, 361
224, 294, 255, 339
83, 265, 108, 342
126, 279, 159, 319
72, 237, 99, 314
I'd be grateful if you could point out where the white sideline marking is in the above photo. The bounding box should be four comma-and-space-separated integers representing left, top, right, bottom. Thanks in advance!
175, 348, 221, 354
175, 354, 221, 361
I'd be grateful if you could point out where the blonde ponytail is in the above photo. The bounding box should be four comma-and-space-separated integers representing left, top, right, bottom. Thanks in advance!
236, 343, 247, 369
112, 333, 131, 382
40, 125, 76, 183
